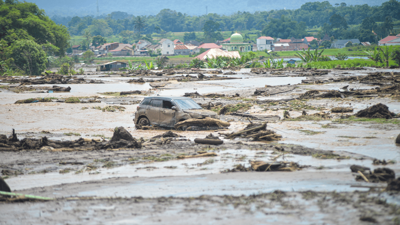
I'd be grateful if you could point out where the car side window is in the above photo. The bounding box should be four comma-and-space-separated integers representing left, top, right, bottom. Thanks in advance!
162, 100, 174, 109
141, 98, 150, 105
150, 99, 162, 108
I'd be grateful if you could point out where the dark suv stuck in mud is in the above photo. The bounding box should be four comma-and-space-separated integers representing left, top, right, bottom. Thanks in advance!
134, 96, 218, 129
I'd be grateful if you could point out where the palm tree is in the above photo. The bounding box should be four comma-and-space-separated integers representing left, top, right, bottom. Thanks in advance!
134, 16, 146, 37
379, 46, 392, 68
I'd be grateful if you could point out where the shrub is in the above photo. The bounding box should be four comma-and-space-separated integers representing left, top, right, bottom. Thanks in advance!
65, 97, 80, 103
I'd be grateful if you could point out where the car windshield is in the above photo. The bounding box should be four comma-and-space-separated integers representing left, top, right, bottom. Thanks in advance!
173, 99, 202, 110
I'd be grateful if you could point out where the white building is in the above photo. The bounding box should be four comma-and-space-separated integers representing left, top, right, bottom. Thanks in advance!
159, 39, 174, 55
257, 36, 274, 51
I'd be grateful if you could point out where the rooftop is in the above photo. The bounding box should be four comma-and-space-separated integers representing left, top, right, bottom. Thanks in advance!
258, 36, 274, 40
379, 36, 398, 43
198, 43, 222, 49
174, 45, 188, 50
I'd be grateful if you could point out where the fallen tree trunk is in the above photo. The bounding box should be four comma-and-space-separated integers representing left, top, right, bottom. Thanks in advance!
120, 90, 142, 95
226, 123, 266, 139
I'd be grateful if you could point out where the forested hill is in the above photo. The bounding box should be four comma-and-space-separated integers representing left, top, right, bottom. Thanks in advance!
27, 0, 386, 17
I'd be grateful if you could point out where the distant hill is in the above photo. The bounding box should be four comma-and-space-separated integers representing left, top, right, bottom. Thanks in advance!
27, 0, 386, 17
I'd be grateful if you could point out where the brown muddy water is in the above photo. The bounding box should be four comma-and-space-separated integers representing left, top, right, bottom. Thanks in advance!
1, 68, 400, 224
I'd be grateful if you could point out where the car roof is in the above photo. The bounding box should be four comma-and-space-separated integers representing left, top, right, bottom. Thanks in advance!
143, 96, 193, 101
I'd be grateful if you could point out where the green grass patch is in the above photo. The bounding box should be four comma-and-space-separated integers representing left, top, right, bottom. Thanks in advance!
299, 130, 326, 135
334, 116, 400, 124
65, 97, 80, 103
15, 98, 53, 104
99, 92, 121, 97
64, 132, 81, 136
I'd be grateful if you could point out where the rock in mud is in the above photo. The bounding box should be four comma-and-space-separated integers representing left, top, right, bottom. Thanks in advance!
387, 178, 400, 191
396, 134, 400, 144
111, 127, 135, 142
355, 103, 396, 119
0, 177, 11, 192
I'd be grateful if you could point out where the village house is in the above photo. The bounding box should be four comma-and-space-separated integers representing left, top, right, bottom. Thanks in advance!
159, 39, 174, 55
379, 34, 400, 46
98, 42, 120, 54
331, 39, 361, 48
134, 40, 152, 56
198, 43, 222, 51
97, 61, 127, 71
173, 39, 184, 45
303, 36, 318, 45
195, 48, 240, 60
72, 45, 83, 54
184, 44, 199, 54
174, 45, 190, 55
109, 43, 134, 56
257, 36, 274, 51
184, 40, 201, 46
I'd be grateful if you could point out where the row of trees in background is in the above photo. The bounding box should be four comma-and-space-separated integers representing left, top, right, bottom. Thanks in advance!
0, 0, 70, 75
53, 0, 400, 40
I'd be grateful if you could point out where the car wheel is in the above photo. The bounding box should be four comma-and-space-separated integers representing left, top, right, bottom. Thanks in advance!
136, 117, 150, 129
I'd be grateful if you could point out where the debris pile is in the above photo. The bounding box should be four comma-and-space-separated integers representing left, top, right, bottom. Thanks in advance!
174, 118, 230, 131
254, 85, 296, 96
224, 160, 304, 172
353, 166, 395, 183
299, 90, 343, 99
1, 75, 103, 85
355, 103, 396, 119
0, 128, 141, 151
226, 123, 282, 141
194, 133, 224, 145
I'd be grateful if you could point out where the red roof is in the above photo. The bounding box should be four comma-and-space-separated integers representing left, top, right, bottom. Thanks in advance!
258, 36, 274, 40
195, 49, 211, 60
174, 45, 188, 50
304, 37, 317, 42
173, 39, 183, 44
277, 39, 291, 43
379, 36, 398, 44
223, 38, 231, 42
198, 43, 222, 49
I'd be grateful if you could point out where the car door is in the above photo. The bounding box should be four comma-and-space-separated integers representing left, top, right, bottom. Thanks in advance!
148, 99, 162, 125
159, 100, 176, 127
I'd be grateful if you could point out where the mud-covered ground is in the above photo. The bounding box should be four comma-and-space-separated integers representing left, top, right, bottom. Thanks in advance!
1, 67, 400, 224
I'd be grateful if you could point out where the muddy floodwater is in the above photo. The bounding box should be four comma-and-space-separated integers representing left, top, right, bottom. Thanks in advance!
1, 67, 400, 224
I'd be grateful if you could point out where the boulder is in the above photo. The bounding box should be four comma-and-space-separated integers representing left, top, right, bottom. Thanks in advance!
0, 177, 11, 192
396, 134, 400, 144
110, 127, 135, 142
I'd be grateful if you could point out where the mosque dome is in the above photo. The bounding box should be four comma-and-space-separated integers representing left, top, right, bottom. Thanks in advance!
230, 33, 243, 43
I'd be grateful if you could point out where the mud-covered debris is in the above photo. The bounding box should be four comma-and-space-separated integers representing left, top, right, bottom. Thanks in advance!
359, 216, 377, 223
194, 133, 224, 145
120, 90, 142, 95
174, 118, 230, 130
350, 165, 371, 173
224, 161, 304, 172
251, 161, 302, 171
331, 107, 353, 113
299, 90, 343, 99
355, 168, 395, 183
152, 131, 183, 139
204, 93, 225, 98
127, 78, 145, 83
110, 127, 135, 142
177, 152, 218, 159
149, 82, 169, 88
226, 123, 282, 141
387, 178, 400, 191
396, 134, 400, 144
254, 85, 296, 96
355, 103, 396, 119
50, 85, 71, 92
183, 92, 202, 98
373, 159, 388, 165
0, 177, 11, 192
283, 110, 291, 119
